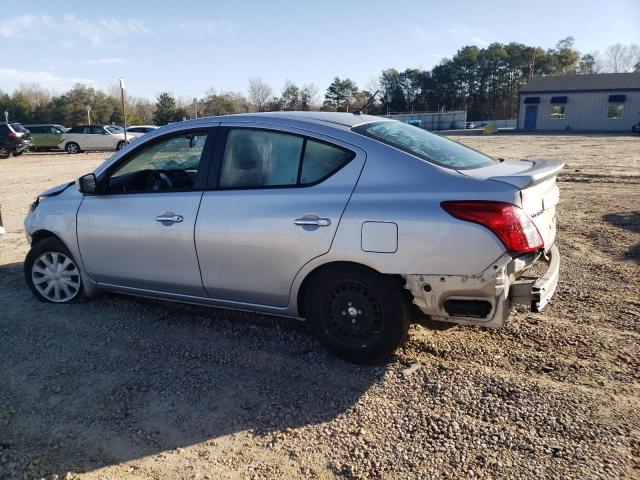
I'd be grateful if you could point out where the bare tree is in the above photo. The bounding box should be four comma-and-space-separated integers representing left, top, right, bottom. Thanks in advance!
301, 83, 320, 110
247, 77, 273, 112
629, 44, 640, 72
131, 97, 155, 124
602, 43, 639, 72
16, 83, 52, 108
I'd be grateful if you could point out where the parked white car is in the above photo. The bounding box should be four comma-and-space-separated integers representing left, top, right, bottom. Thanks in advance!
59, 125, 130, 153
126, 125, 158, 138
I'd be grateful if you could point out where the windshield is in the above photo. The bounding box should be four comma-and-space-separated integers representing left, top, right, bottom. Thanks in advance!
105, 126, 123, 134
353, 121, 496, 170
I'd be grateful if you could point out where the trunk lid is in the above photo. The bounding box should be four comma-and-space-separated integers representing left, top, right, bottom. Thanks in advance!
461, 158, 564, 251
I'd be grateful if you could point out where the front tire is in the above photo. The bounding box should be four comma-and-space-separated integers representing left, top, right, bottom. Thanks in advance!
0, 144, 11, 159
65, 142, 80, 154
304, 265, 410, 364
116, 141, 126, 151
25, 237, 85, 303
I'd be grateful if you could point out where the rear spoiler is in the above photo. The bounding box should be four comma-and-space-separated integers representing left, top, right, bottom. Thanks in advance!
490, 158, 564, 189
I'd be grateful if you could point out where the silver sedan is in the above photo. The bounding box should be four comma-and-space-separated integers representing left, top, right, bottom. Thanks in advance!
23, 112, 562, 363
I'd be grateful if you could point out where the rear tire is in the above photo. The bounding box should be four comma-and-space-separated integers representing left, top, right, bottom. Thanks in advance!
65, 142, 80, 154
25, 237, 85, 304
303, 265, 410, 364
0, 144, 11, 159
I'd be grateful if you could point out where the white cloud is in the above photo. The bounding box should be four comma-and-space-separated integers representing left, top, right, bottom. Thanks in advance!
172, 20, 233, 36
0, 14, 231, 46
407, 24, 433, 43
83, 58, 125, 65
0, 68, 97, 92
441, 22, 489, 47
0, 14, 157, 46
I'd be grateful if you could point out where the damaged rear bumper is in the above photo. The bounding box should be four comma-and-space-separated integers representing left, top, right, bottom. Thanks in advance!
510, 245, 560, 313
403, 245, 560, 328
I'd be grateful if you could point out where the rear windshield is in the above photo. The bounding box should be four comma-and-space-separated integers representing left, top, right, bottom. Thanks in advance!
352, 121, 496, 170
11, 123, 28, 133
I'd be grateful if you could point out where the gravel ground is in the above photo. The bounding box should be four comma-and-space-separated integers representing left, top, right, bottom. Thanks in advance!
0, 135, 638, 480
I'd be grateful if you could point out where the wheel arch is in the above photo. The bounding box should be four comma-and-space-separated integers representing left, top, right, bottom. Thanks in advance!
31, 229, 61, 246
295, 260, 405, 318
28, 229, 102, 298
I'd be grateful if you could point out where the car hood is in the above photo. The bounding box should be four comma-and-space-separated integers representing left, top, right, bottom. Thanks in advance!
39, 181, 73, 198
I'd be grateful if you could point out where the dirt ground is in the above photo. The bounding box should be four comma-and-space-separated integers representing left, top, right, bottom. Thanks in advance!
0, 135, 638, 480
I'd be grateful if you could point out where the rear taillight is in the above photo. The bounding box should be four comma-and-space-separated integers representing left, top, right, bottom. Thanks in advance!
441, 201, 543, 254
7, 132, 17, 137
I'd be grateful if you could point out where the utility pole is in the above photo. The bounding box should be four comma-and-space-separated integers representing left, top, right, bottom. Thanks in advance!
530, 48, 536, 78
119, 78, 128, 142
3, 111, 8, 123
86, 105, 91, 124
193, 98, 198, 119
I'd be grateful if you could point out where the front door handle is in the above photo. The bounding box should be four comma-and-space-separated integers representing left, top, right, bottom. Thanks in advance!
294, 216, 331, 227
155, 213, 183, 224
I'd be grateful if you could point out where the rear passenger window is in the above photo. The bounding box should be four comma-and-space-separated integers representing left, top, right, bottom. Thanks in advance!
219, 128, 353, 188
220, 129, 303, 188
300, 140, 354, 184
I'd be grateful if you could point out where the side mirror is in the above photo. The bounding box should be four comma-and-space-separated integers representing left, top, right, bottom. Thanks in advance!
77, 173, 98, 195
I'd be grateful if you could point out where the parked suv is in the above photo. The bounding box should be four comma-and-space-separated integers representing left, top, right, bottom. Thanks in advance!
0, 123, 33, 159
23, 124, 67, 150
59, 125, 129, 153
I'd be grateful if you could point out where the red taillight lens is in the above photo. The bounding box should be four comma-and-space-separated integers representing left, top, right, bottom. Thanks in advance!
441, 201, 544, 254
7, 132, 17, 137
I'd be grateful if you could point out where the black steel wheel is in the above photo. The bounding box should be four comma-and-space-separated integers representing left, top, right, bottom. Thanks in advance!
304, 264, 410, 364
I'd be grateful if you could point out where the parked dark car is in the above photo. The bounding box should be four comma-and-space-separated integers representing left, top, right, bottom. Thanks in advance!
0, 123, 33, 159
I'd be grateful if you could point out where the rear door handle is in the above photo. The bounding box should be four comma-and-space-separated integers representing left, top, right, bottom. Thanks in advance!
155, 213, 183, 223
294, 217, 331, 227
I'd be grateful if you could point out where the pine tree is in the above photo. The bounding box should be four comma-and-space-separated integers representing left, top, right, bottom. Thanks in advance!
153, 92, 177, 125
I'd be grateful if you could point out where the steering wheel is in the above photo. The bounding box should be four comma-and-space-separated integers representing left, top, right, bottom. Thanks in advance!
145, 170, 174, 191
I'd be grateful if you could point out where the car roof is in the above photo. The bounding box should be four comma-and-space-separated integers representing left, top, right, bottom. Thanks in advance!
176, 111, 387, 131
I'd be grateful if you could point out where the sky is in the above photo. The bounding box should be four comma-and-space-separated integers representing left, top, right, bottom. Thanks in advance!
1, 0, 639, 101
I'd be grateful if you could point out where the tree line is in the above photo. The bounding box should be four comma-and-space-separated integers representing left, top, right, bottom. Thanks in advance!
1, 39, 637, 126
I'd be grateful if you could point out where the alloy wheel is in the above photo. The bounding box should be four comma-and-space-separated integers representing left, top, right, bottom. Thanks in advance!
31, 252, 81, 303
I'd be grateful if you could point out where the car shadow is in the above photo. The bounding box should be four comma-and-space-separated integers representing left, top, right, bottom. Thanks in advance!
602, 211, 640, 264
0, 261, 384, 476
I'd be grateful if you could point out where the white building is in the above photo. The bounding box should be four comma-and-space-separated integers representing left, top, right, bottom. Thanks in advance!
516, 73, 640, 132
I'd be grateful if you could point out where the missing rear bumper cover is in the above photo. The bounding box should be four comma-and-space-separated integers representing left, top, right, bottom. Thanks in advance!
403, 244, 560, 328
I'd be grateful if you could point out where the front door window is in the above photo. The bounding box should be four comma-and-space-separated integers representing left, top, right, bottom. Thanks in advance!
107, 133, 208, 193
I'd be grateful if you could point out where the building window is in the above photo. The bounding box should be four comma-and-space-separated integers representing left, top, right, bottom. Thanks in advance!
550, 105, 565, 119
607, 103, 624, 119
